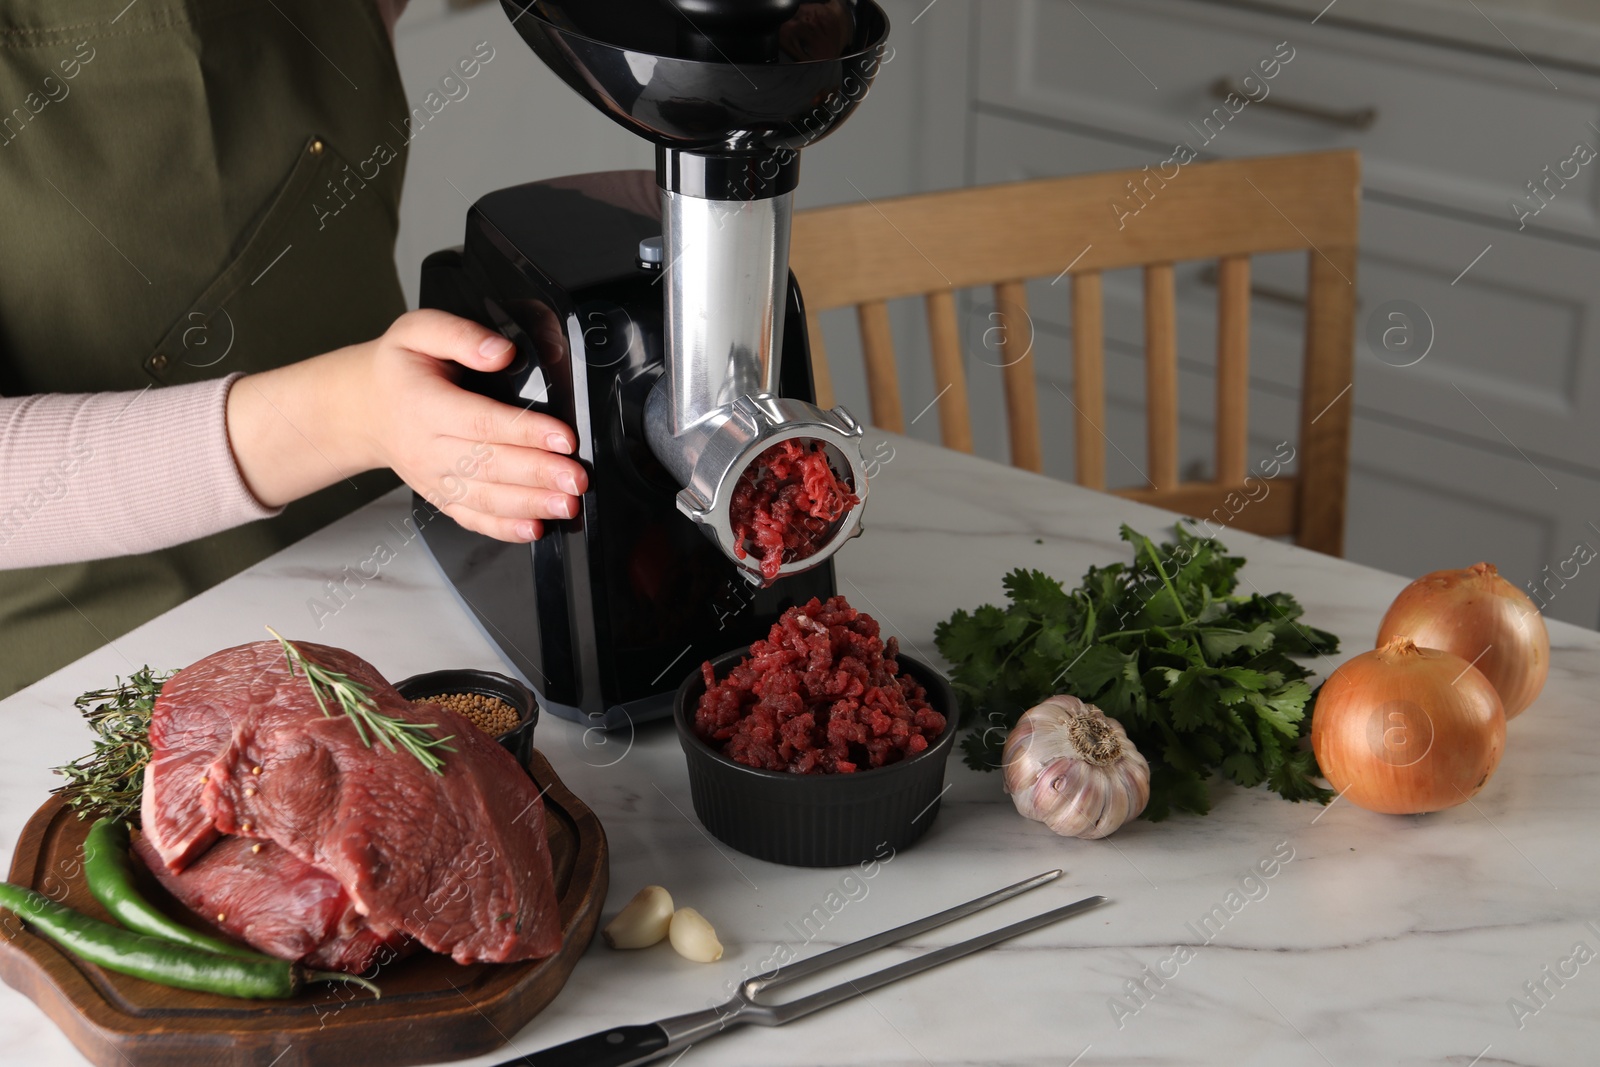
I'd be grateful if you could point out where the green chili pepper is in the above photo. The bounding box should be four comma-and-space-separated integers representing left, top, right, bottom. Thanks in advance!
82, 817, 261, 959
0, 883, 378, 1000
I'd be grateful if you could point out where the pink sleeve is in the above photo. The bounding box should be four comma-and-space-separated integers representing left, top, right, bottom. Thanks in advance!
0, 375, 283, 569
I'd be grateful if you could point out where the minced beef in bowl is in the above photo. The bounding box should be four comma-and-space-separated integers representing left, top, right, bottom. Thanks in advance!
693, 595, 947, 774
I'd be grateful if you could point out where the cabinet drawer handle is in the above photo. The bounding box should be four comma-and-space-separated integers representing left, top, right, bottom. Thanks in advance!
1209, 77, 1377, 131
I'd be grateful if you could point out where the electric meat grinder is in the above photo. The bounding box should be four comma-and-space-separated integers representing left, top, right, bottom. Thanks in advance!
416, 0, 891, 729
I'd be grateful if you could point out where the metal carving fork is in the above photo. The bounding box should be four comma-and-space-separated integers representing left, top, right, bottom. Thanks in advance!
503, 870, 1107, 1067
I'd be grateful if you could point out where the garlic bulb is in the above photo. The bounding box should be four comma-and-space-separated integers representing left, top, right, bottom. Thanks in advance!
1002, 695, 1150, 839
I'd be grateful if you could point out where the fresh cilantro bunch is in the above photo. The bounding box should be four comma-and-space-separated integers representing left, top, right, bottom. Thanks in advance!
934, 523, 1341, 820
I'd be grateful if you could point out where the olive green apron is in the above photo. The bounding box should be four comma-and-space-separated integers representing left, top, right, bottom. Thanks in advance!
0, 0, 412, 697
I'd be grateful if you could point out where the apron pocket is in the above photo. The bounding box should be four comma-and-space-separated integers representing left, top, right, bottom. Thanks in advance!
145, 133, 408, 384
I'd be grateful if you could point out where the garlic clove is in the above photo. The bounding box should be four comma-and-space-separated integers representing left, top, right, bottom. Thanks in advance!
1086, 770, 1131, 840
1005, 736, 1056, 820
1001, 719, 1037, 796
669, 907, 724, 963
1119, 760, 1151, 821
602, 885, 675, 949
1042, 759, 1103, 838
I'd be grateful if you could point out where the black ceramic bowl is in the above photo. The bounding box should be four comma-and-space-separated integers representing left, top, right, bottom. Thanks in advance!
394, 669, 539, 767
674, 646, 959, 868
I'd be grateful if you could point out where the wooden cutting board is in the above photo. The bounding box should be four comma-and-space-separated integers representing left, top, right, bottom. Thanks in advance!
0, 749, 608, 1067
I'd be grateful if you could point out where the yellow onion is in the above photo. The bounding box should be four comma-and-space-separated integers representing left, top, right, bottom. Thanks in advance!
1376, 562, 1548, 719
1002, 695, 1149, 838
1312, 637, 1505, 814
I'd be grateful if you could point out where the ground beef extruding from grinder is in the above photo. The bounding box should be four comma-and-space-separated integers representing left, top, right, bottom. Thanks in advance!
694, 596, 945, 774
729, 440, 859, 582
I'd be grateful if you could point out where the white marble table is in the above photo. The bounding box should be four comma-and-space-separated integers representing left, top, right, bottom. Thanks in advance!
4, 434, 1598, 1067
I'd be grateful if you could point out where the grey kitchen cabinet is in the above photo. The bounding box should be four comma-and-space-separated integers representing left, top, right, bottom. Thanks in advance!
975, 0, 1600, 240
947, 0, 1600, 626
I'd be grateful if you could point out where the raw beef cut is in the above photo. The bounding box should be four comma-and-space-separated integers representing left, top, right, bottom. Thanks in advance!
131, 834, 411, 974
140, 640, 562, 968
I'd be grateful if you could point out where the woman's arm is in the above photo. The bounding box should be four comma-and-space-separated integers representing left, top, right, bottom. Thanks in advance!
227, 309, 586, 544
0, 310, 587, 570
0, 377, 276, 568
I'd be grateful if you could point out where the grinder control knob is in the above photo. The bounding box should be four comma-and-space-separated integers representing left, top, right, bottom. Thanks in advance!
636, 236, 663, 272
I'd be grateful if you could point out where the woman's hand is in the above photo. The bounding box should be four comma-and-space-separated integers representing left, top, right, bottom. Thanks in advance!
227, 309, 587, 542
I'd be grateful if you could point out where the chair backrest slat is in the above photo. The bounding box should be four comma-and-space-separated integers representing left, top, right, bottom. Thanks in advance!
994, 280, 1042, 472
805, 309, 836, 410
856, 300, 905, 433
924, 289, 974, 453
1214, 254, 1251, 485
1295, 246, 1359, 556
1143, 263, 1179, 491
1071, 271, 1107, 491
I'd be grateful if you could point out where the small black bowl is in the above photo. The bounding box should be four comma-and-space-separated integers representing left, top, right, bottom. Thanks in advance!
394, 669, 539, 767
674, 646, 959, 867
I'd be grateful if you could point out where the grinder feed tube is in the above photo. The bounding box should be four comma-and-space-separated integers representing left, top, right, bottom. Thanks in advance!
662, 189, 792, 432
645, 154, 869, 585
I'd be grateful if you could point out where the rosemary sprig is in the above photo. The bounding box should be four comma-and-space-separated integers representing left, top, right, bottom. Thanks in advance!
52, 667, 173, 824
266, 628, 454, 775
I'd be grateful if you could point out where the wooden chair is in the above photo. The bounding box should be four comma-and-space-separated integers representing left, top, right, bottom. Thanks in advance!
789, 150, 1359, 557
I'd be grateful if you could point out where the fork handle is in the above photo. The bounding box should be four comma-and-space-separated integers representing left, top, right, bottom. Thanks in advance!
501, 1023, 671, 1067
